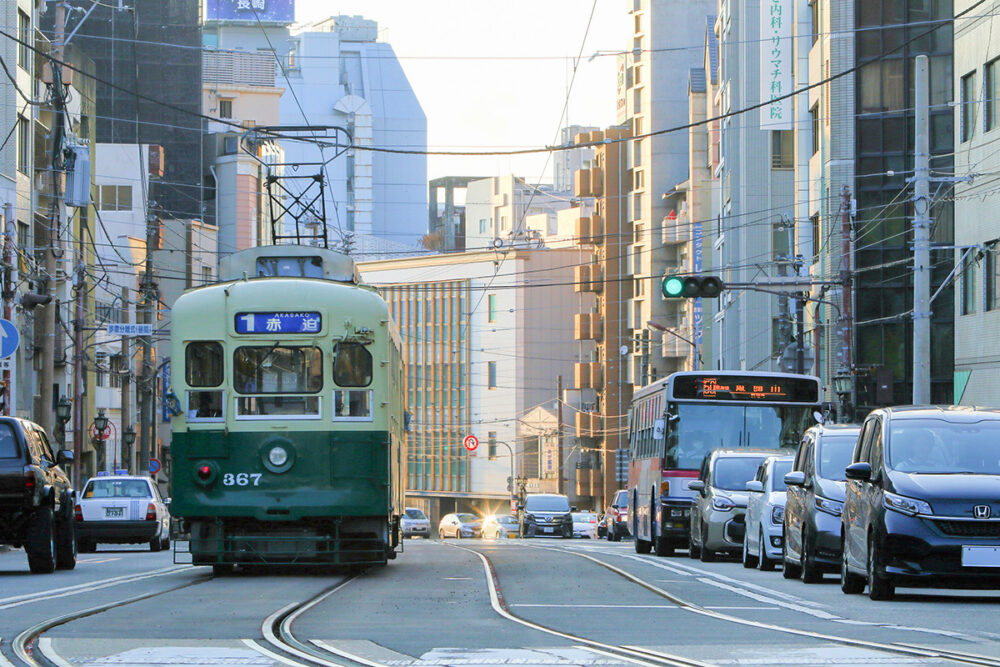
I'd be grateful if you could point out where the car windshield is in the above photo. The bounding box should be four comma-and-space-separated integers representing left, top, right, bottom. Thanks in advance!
525, 496, 570, 512
888, 419, 1000, 474
84, 479, 151, 499
713, 456, 766, 491
456, 513, 479, 523
666, 404, 812, 469
817, 434, 860, 480
498, 515, 517, 524
771, 459, 793, 491
404, 509, 426, 520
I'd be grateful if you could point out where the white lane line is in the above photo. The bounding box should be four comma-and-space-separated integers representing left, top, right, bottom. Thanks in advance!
78, 557, 122, 564
0, 638, 17, 667
617, 555, 694, 577
695, 578, 840, 620
705, 606, 781, 611
37, 639, 75, 667
0, 565, 187, 609
312, 640, 401, 667
242, 639, 311, 667
512, 604, 678, 609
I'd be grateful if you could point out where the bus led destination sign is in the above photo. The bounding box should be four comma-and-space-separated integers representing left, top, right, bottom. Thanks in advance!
672, 374, 819, 403
235, 312, 321, 334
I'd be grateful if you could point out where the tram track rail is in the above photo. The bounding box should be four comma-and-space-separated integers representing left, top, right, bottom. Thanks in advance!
536, 542, 1000, 667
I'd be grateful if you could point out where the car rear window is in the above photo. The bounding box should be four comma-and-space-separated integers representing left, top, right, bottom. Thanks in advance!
525, 495, 571, 512
404, 509, 426, 520
713, 456, 766, 491
84, 479, 152, 499
0, 424, 17, 458
614, 490, 628, 506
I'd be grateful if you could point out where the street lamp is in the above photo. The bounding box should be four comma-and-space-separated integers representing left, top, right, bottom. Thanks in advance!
833, 368, 853, 424
55, 395, 72, 448
123, 426, 136, 474
93, 409, 108, 433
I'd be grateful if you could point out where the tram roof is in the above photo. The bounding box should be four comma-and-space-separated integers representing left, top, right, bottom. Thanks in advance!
219, 245, 361, 283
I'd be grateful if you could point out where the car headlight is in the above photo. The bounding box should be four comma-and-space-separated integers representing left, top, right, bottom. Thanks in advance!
883, 492, 932, 516
268, 446, 289, 467
770, 505, 784, 525
814, 496, 843, 516
713, 496, 735, 511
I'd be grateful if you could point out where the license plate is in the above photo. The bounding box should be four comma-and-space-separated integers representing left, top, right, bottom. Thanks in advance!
962, 546, 1000, 567
543, 527, 553, 533
104, 507, 124, 518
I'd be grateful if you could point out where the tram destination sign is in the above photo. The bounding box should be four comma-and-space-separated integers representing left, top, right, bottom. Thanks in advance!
235, 312, 322, 334
671, 374, 819, 404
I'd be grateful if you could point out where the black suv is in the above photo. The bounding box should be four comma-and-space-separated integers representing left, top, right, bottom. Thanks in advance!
519, 493, 573, 538
0, 417, 76, 573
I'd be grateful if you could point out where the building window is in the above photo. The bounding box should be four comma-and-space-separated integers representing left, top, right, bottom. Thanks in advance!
632, 192, 642, 221
810, 1, 819, 45
479, 218, 488, 234
95, 352, 108, 388
810, 106, 820, 155
17, 11, 30, 70
810, 215, 821, 263
771, 130, 793, 168
987, 250, 1000, 311
16, 116, 29, 174
487, 294, 497, 323
487, 361, 497, 389
99, 185, 132, 211
202, 266, 213, 285
219, 99, 233, 119
962, 252, 978, 315
987, 58, 1000, 132
962, 71, 977, 143
110, 354, 125, 389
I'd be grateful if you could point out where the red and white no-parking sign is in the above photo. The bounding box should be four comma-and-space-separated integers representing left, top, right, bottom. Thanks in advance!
462, 434, 479, 452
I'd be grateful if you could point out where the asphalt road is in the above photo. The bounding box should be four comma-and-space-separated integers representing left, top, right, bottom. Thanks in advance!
2, 539, 1000, 666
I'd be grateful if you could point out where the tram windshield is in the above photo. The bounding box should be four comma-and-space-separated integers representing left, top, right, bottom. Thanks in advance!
234, 346, 323, 394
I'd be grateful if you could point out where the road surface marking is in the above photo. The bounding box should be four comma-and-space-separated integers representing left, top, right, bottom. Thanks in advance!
512, 604, 678, 609
695, 578, 840, 620
37, 639, 74, 667
0, 566, 187, 610
243, 639, 311, 666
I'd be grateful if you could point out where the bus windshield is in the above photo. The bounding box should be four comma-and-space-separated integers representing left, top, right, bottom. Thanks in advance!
665, 403, 812, 470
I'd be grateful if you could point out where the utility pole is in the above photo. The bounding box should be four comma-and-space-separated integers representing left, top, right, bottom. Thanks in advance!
839, 185, 855, 418
912, 54, 932, 405
120, 287, 132, 473
556, 375, 563, 496
138, 214, 158, 476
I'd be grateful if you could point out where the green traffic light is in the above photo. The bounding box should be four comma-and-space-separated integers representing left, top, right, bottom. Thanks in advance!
662, 276, 684, 297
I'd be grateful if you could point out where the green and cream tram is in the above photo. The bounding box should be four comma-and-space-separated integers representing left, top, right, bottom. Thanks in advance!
169, 245, 405, 569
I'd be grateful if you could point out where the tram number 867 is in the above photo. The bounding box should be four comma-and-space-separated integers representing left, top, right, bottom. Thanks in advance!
222, 473, 263, 487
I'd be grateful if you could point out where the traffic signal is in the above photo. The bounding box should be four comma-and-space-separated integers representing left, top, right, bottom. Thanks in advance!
661, 275, 725, 299
488, 432, 497, 461
506, 476, 513, 493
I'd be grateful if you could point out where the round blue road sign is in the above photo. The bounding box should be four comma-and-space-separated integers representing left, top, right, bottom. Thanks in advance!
149, 458, 161, 474
0, 319, 19, 359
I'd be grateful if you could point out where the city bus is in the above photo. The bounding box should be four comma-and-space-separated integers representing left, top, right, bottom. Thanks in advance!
628, 371, 821, 556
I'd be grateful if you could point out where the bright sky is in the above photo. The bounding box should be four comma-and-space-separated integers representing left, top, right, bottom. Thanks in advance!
298, 1, 631, 184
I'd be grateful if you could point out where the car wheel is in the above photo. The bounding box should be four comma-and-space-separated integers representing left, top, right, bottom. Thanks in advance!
758, 529, 776, 571
55, 502, 77, 570
26, 506, 57, 574
867, 536, 895, 601
688, 523, 701, 559
150, 535, 163, 552
800, 527, 822, 583
161, 535, 171, 550
782, 540, 801, 579
699, 523, 715, 563
841, 535, 865, 594
742, 531, 758, 568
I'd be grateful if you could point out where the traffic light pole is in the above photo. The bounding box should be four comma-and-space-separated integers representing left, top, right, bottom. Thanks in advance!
495, 441, 516, 507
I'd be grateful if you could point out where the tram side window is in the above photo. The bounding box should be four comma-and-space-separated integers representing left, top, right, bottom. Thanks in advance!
185, 341, 224, 421
333, 390, 372, 420
333, 342, 373, 387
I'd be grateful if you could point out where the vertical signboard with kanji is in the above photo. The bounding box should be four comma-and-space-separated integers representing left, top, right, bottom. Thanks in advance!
760, 0, 793, 130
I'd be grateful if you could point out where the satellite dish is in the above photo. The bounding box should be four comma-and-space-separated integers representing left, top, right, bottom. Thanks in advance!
813, 411, 825, 424
619, 345, 629, 357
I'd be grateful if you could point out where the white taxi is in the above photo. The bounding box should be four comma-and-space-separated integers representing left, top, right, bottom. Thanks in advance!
75, 473, 170, 552
572, 511, 599, 539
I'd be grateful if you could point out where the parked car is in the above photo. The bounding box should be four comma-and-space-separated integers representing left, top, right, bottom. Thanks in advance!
75, 473, 170, 552
597, 513, 607, 538
400, 507, 431, 538
0, 417, 76, 573
688, 449, 776, 562
782, 423, 861, 582
841, 406, 1000, 600
520, 493, 573, 538
438, 512, 482, 539
572, 511, 599, 539
743, 455, 794, 571
482, 514, 519, 539
603, 489, 629, 541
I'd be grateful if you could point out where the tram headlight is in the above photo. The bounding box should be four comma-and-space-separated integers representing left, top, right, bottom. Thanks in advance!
268, 446, 289, 467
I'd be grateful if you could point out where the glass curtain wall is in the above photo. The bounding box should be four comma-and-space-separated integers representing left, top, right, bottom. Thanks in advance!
854, 0, 955, 408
